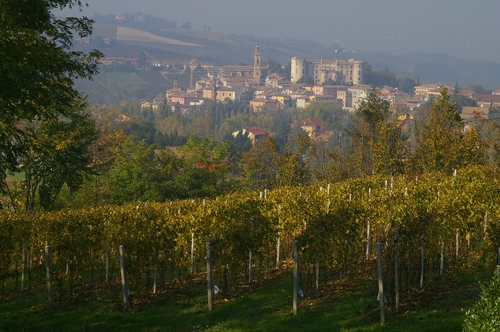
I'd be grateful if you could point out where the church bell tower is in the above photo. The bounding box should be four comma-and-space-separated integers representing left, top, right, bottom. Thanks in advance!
253, 43, 262, 84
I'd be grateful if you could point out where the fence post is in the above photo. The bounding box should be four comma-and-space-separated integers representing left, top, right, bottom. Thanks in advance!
21, 237, 26, 292
440, 238, 445, 276
420, 232, 425, 288
248, 250, 252, 284
153, 255, 158, 294
190, 232, 195, 273
207, 242, 213, 312
45, 245, 53, 310
293, 240, 299, 316
394, 230, 399, 310
376, 242, 386, 325
119, 245, 129, 311
315, 255, 320, 296
105, 220, 110, 283
366, 220, 371, 260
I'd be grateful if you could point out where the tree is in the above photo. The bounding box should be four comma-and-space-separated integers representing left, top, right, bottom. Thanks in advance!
181, 21, 192, 29
349, 87, 392, 175
174, 135, 233, 198
297, 75, 314, 85
450, 83, 477, 112
411, 88, 483, 173
396, 76, 417, 93
108, 139, 180, 204
462, 84, 487, 94
138, 50, 147, 67
0, 0, 102, 196
242, 132, 310, 189
89, 35, 106, 47
20, 100, 98, 211
463, 273, 500, 331
365, 67, 397, 87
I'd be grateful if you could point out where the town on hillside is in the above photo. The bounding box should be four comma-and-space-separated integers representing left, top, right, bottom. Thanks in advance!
134, 44, 499, 141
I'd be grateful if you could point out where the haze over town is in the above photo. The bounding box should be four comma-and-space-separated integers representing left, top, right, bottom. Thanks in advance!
60, 0, 500, 62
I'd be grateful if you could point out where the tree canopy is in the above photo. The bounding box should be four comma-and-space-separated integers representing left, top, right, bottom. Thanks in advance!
0, 0, 102, 193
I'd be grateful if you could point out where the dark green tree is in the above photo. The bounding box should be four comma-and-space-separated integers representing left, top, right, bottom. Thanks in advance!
412, 88, 483, 173
174, 135, 233, 198
108, 139, 180, 204
349, 88, 392, 175
242, 132, 310, 189
396, 76, 417, 93
20, 101, 97, 211
0, 0, 102, 196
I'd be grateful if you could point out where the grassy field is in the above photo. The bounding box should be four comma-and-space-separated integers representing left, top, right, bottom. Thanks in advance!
116, 26, 201, 47
0, 256, 485, 331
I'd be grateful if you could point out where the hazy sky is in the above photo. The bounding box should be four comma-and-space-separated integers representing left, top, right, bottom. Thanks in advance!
60, 0, 500, 61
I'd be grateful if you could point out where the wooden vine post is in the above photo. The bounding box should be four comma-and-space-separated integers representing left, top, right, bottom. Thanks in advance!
293, 240, 299, 315
366, 188, 371, 260
376, 242, 386, 325
105, 220, 110, 283
21, 237, 26, 292
207, 242, 214, 312
248, 250, 252, 284
119, 245, 129, 311
45, 245, 53, 310
394, 230, 400, 310
190, 231, 195, 273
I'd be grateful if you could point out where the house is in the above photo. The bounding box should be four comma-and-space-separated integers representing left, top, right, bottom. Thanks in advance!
297, 118, 329, 138
216, 87, 241, 102
348, 85, 372, 111
232, 126, 270, 145
141, 101, 159, 110
461, 107, 489, 120
265, 73, 290, 88
269, 92, 292, 107
250, 99, 280, 112
170, 91, 199, 106
312, 85, 348, 100
414, 84, 454, 100
404, 96, 425, 110
474, 94, 500, 108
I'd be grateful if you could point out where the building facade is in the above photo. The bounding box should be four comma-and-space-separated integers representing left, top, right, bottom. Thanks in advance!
291, 57, 365, 85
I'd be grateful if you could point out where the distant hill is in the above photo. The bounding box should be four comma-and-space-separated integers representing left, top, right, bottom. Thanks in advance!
357, 51, 500, 89
115, 26, 201, 47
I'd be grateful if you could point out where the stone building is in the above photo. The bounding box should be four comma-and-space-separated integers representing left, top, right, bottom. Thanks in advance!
291, 57, 365, 85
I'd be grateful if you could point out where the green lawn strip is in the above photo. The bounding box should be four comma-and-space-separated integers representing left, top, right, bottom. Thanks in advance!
0, 261, 485, 331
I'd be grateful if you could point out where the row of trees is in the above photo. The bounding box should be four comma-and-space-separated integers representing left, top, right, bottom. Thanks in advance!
4, 86, 494, 211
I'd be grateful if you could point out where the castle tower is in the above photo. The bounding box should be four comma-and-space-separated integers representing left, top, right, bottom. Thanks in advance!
253, 43, 262, 84
290, 57, 305, 83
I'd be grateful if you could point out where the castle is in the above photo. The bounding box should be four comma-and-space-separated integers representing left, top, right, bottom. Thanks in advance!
290, 57, 365, 85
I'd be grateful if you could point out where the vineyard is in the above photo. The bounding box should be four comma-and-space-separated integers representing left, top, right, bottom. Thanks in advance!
0, 165, 499, 329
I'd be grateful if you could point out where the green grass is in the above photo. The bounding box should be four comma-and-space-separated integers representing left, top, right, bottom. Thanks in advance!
0, 259, 485, 332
